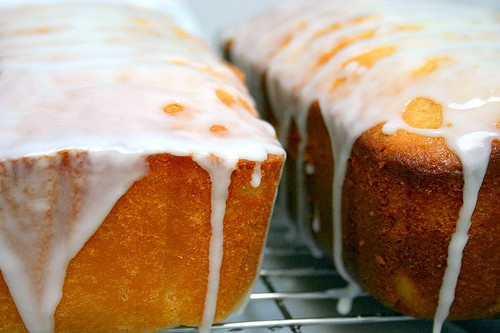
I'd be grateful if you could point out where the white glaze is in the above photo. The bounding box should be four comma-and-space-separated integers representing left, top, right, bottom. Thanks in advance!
0, 1, 284, 332
0, 151, 146, 332
226, 0, 500, 328
432, 134, 494, 332
295, 99, 324, 258
251, 162, 262, 188
312, 203, 321, 233
0, 0, 202, 37
194, 155, 237, 333
305, 163, 315, 175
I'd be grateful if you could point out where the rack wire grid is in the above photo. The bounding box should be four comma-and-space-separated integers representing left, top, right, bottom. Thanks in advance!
166, 211, 499, 333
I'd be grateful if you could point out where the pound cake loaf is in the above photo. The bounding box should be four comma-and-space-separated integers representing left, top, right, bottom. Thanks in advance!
0, 1, 284, 332
225, 0, 500, 330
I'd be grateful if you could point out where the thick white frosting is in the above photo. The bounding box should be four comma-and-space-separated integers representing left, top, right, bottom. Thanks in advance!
0, 151, 146, 332
226, 0, 499, 331
0, 1, 284, 332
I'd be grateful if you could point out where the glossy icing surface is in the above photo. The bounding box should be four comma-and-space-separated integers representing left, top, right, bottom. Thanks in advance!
0, 1, 284, 332
0, 3, 281, 161
226, 0, 499, 331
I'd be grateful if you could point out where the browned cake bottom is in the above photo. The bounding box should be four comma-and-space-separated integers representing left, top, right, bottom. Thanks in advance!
0, 152, 283, 332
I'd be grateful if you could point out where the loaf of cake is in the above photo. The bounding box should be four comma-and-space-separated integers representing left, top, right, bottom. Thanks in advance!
0, 2, 285, 332
225, 0, 499, 330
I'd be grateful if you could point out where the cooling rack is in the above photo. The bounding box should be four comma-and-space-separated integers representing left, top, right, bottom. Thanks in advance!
166, 213, 499, 333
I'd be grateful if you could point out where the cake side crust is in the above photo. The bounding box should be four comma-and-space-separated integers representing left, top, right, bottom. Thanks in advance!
0, 152, 284, 332
302, 102, 500, 319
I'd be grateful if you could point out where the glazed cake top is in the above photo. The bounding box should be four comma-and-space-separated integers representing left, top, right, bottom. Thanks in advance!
0, 2, 284, 332
227, 0, 500, 152
0, 2, 284, 162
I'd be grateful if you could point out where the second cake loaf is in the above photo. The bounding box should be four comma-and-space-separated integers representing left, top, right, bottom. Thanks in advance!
225, 0, 500, 329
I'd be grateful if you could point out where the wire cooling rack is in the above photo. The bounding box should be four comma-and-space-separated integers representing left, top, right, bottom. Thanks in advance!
166, 214, 499, 333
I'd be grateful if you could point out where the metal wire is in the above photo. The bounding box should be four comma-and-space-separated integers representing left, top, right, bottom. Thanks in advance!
165, 223, 416, 332
163, 213, 499, 332
167, 316, 417, 332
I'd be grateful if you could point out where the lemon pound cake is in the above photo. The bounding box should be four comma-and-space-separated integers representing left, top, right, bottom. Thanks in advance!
225, 0, 499, 330
0, 2, 285, 332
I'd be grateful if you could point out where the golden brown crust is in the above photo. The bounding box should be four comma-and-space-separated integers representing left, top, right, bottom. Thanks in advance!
0, 152, 284, 332
344, 126, 499, 319
294, 101, 500, 319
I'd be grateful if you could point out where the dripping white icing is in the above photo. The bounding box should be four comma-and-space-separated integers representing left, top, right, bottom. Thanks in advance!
193, 155, 237, 333
0, 1, 284, 332
0, 151, 146, 332
266, 67, 324, 256
305, 162, 315, 175
312, 203, 321, 233
432, 134, 494, 333
294, 100, 324, 258
251, 162, 262, 188
325, 118, 362, 313
226, 0, 500, 326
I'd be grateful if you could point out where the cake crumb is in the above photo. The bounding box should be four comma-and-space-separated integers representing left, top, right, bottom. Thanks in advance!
210, 124, 229, 135
375, 255, 386, 265
403, 97, 443, 129
216, 89, 236, 107
163, 103, 184, 115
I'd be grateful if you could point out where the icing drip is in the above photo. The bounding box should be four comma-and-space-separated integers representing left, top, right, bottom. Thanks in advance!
312, 203, 321, 233
324, 118, 362, 313
0, 151, 146, 332
433, 134, 494, 333
194, 155, 237, 333
251, 162, 262, 188
305, 163, 315, 175
0, 1, 284, 331
294, 100, 324, 258
226, 0, 500, 326
266, 70, 324, 256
